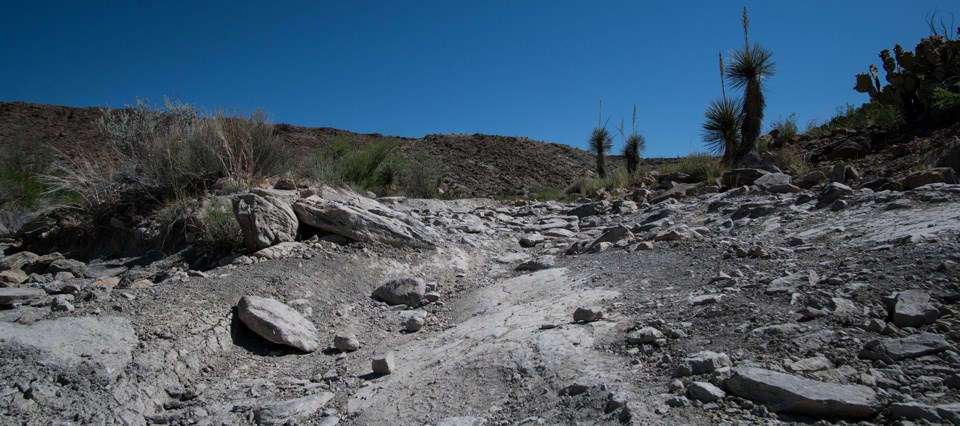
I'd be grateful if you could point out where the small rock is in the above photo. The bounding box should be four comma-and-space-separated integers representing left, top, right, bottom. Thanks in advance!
515, 256, 556, 272
688, 381, 725, 403
789, 356, 834, 372
675, 351, 731, 377
0, 288, 47, 306
424, 291, 441, 303
573, 306, 604, 323
50, 295, 75, 312
519, 233, 545, 248
404, 315, 425, 332
688, 294, 722, 306
334, 334, 360, 352
817, 182, 853, 209
372, 352, 395, 375
626, 327, 664, 344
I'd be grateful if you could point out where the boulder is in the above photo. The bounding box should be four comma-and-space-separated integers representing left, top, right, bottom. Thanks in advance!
233, 192, 298, 251
0, 316, 137, 382
901, 167, 958, 190
256, 392, 334, 425
0, 269, 28, 285
889, 289, 939, 328
859, 333, 951, 363
816, 182, 853, 209
334, 334, 361, 352
725, 367, 877, 418
753, 173, 793, 192
721, 168, 769, 188
293, 196, 436, 249
372, 277, 426, 307
796, 170, 828, 188
237, 296, 321, 352
588, 225, 633, 249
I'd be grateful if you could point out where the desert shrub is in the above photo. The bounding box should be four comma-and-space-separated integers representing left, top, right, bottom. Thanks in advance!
564, 167, 647, 197
659, 153, 725, 183
403, 152, 441, 198
769, 114, 799, 144
197, 197, 242, 252
44, 99, 290, 215
774, 144, 811, 176
0, 134, 53, 208
302, 138, 441, 198
528, 185, 567, 201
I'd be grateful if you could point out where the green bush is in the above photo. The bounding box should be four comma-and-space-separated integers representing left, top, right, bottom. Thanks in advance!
769, 114, 799, 144
302, 137, 441, 198
659, 153, 726, 183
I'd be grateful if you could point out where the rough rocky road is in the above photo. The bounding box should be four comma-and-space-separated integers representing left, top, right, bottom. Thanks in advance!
2, 179, 960, 425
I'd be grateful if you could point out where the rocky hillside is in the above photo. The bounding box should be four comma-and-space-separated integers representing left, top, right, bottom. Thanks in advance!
1, 101, 635, 198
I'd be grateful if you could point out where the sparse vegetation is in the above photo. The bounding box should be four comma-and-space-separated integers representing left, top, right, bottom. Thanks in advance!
43, 99, 291, 216
659, 153, 726, 184
302, 137, 441, 198
0, 133, 53, 209
197, 197, 243, 252
804, 103, 901, 136
769, 113, 799, 145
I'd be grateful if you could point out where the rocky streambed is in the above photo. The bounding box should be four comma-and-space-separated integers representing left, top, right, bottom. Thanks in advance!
1, 177, 959, 425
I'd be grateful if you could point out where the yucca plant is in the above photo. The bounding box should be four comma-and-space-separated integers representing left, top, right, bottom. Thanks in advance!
589, 101, 613, 178
618, 105, 646, 175
726, 7, 776, 166
703, 97, 744, 164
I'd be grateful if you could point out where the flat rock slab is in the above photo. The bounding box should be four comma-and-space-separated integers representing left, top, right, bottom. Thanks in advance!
0, 316, 137, 382
0, 287, 47, 305
256, 391, 334, 425
237, 296, 321, 352
860, 333, 951, 363
725, 367, 877, 419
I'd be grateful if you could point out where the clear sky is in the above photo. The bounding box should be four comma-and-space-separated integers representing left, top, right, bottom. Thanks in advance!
1, 1, 956, 157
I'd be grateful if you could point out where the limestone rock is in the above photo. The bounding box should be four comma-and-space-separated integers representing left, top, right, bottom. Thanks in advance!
0, 251, 39, 272
0, 316, 137, 382
626, 326, 664, 344
859, 333, 951, 363
816, 182, 853, 209
725, 367, 877, 418
675, 351, 731, 377
372, 352, 395, 375
372, 278, 426, 307
688, 381, 725, 403
334, 334, 360, 352
256, 392, 334, 425
233, 192, 298, 251
0, 269, 28, 285
0, 287, 47, 306
294, 196, 436, 249
519, 233, 545, 248
237, 296, 321, 352
889, 289, 939, 328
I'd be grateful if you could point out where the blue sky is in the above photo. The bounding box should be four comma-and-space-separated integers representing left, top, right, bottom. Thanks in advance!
1, 1, 956, 157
